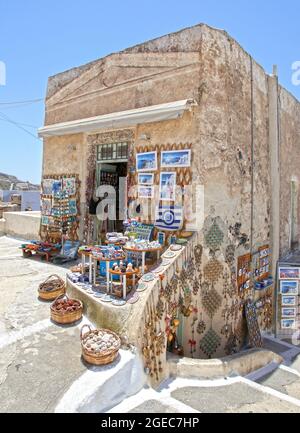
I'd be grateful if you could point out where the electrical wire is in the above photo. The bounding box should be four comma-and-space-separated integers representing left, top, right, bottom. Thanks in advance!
0, 111, 41, 141
0, 98, 43, 105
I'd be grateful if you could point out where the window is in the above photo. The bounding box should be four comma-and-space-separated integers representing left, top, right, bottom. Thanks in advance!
97, 142, 128, 162
291, 180, 299, 250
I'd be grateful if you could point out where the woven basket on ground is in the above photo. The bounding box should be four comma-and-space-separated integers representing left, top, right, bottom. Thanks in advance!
80, 325, 121, 366
38, 274, 66, 301
50, 294, 83, 325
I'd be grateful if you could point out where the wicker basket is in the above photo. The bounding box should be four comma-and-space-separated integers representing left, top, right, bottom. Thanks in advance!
80, 325, 121, 366
50, 294, 83, 325
38, 274, 66, 301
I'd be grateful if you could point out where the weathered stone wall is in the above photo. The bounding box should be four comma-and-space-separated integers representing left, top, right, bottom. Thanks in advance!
279, 88, 300, 255
41, 24, 300, 369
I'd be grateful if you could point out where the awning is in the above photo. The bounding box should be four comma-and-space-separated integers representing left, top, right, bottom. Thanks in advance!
38, 99, 197, 138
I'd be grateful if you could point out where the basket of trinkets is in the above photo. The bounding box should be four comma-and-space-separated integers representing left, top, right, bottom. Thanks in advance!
80, 325, 121, 366
38, 274, 66, 301
50, 294, 83, 324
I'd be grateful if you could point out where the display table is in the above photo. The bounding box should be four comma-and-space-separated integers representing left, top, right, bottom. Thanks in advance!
78, 250, 93, 280
91, 255, 126, 291
123, 246, 162, 275
109, 268, 139, 300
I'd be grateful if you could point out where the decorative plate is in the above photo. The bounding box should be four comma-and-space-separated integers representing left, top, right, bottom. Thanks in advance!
161, 259, 171, 267
112, 299, 127, 307
141, 273, 156, 282
175, 239, 188, 245
180, 231, 194, 238
137, 283, 148, 292
93, 292, 107, 299
170, 244, 183, 251
162, 251, 176, 259
127, 292, 140, 304
101, 294, 114, 303
153, 266, 165, 274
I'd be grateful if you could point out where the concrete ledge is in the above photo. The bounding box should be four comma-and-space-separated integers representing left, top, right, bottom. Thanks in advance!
0, 211, 41, 241
167, 349, 284, 379
67, 279, 135, 340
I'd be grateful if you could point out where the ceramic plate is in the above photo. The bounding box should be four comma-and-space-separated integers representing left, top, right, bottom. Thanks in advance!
175, 239, 188, 245
161, 259, 171, 267
112, 299, 127, 306
153, 266, 165, 274
171, 244, 183, 251
137, 283, 148, 292
141, 273, 155, 282
93, 292, 106, 298
162, 251, 176, 259
101, 294, 114, 303
127, 293, 140, 304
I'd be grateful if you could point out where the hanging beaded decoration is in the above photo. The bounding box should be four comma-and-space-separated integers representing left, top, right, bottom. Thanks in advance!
202, 287, 222, 318
199, 328, 221, 358
204, 219, 225, 252
197, 315, 206, 335
204, 258, 224, 284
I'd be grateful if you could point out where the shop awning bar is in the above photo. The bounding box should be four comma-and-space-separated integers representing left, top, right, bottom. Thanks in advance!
38, 99, 197, 138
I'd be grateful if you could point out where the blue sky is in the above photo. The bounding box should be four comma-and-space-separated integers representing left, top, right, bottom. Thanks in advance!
0, 0, 299, 184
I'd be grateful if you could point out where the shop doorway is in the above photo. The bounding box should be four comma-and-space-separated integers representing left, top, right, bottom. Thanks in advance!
94, 142, 128, 243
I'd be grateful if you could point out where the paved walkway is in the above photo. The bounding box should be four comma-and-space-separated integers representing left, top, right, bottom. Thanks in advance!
2, 236, 300, 413
0, 236, 87, 412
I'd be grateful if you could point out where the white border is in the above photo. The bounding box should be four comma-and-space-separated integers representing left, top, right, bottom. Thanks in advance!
136, 151, 157, 172
138, 173, 154, 185
280, 280, 299, 294
279, 266, 300, 280
282, 295, 297, 306
159, 172, 177, 202
282, 307, 297, 318
161, 149, 191, 168
281, 318, 297, 329
138, 185, 154, 199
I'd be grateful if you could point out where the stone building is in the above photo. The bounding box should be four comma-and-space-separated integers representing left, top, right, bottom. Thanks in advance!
38, 24, 300, 383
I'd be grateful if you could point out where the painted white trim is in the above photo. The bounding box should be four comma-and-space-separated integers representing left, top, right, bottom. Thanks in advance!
38, 99, 197, 137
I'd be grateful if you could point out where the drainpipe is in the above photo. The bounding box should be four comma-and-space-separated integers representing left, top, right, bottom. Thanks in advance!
268, 65, 280, 336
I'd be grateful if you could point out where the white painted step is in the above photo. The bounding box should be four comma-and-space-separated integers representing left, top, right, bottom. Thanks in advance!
55, 349, 146, 413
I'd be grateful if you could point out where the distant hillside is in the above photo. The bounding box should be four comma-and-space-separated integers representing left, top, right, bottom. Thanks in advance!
0, 172, 40, 191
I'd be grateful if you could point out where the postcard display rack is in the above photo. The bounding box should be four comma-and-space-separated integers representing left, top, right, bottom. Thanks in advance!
40, 174, 80, 242
277, 262, 300, 338
237, 246, 273, 334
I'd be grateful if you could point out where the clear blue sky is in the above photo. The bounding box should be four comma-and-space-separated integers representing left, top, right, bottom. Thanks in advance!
0, 0, 299, 184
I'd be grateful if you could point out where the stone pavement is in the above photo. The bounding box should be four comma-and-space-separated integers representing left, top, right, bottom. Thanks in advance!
0, 236, 87, 412
2, 236, 300, 413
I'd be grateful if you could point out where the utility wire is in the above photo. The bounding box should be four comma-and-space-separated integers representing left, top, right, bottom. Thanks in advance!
0, 98, 43, 105
0, 111, 41, 141
0, 118, 37, 129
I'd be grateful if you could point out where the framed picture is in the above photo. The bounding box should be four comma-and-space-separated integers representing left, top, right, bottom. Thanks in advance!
62, 177, 76, 196
279, 267, 300, 280
281, 319, 297, 329
161, 149, 191, 168
42, 179, 55, 195
41, 198, 52, 216
280, 280, 299, 295
138, 185, 154, 199
52, 180, 62, 194
157, 232, 166, 246
282, 295, 297, 306
136, 151, 157, 172
159, 172, 176, 201
138, 173, 154, 185
282, 308, 297, 318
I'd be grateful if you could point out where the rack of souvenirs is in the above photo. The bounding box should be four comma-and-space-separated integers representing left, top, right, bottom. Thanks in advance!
40, 174, 80, 242
67, 222, 186, 306
20, 240, 61, 262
